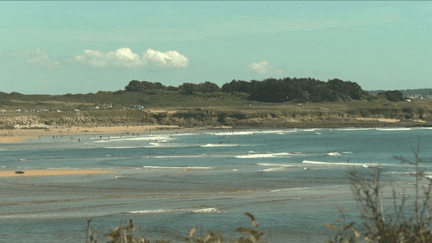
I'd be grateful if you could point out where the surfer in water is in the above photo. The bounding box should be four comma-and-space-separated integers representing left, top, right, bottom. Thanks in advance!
348, 159, 351, 163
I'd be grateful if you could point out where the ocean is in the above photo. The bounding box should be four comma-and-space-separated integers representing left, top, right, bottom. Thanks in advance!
1, 127, 432, 243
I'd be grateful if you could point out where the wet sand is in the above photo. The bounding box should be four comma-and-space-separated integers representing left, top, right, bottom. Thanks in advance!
0, 169, 116, 177
0, 125, 232, 144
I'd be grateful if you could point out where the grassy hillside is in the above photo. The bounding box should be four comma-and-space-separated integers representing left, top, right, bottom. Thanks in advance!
0, 90, 252, 111
1, 89, 431, 129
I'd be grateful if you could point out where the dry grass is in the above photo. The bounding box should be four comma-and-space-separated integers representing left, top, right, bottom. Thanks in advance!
86, 213, 267, 243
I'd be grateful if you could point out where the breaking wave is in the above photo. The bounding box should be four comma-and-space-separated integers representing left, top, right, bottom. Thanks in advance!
127, 207, 219, 214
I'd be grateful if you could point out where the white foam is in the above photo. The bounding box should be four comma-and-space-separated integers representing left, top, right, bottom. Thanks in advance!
301, 160, 401, 167
192, 208, 219, 213
302, 129, 320, 132
153, 154, 206, 159
382, 172, 411, 175
201, 144, 240, 147
128, 209, 172, 214
143, 166, 212, 169
209, 130, 291, 136
257, 163, 293, 167
376, 128, 413, 131
210, 131, 257, 136
302, 160, 376, 166
260, 130, 291, 134
236, 152, 290, 158
337, 128, 374, 131
128, 207, 219, 214
260, 167, 284, 172
382, 171, 432, 175
327, 152, 342, 156
94, 135, 171, 143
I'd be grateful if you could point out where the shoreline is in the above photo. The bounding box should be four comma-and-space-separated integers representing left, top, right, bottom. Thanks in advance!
0, 169, 116, 177
0, 125, 184, 144
0, 120, 431, 144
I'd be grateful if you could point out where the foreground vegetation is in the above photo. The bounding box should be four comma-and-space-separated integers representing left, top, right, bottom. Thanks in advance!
83, 136, 432, 243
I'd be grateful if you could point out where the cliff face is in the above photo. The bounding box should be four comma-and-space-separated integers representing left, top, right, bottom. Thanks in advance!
347, 108, 432, 121
1, 107, 431, 129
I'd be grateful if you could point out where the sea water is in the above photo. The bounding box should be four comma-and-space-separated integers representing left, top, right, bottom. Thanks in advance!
1, 127, 432, 243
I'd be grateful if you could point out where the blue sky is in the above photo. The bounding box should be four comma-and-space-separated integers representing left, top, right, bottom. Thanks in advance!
1, 1, 431, 95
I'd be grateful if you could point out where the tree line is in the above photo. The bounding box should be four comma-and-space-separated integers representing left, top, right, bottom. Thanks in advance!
124, 77, 383, 103
222, 77, 369, 103
125, 80, 221, 95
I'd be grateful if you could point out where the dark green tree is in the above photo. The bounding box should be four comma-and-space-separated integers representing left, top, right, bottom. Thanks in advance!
166, 85, 179, 91
378, 90, 405, 102
197, 81, 220, 93
125, 80, 145, 92
125, 80, 166, 93
179, 82, 197, 95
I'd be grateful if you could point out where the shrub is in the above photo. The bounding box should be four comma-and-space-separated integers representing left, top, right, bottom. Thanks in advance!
326, 135, 432, 243
86, 213, 267, 243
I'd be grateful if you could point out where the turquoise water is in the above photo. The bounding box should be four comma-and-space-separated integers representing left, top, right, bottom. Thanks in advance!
1, 127, 432, 242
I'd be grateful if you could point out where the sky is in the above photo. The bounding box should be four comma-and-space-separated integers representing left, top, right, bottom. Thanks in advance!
0, 1, 431, 95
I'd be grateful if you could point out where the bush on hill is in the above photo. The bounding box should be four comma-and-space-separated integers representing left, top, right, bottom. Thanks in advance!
221, 77, 368, 103
378, 90, 405, 102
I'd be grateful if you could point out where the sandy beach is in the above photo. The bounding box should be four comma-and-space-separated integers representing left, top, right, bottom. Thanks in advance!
0, 125, 191, 144
0, 169, 116, 177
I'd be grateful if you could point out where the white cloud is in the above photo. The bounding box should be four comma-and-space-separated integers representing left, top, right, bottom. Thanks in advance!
67, 47, 145, 69
1, 48, 59, 69
67, 48, 189, 69
26, 53, 59, 69
143, 49, 189, 67
248, 60, 283, 74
